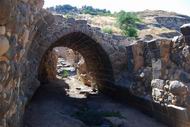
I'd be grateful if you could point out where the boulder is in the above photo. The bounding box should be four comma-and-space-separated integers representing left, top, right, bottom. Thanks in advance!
0, 36, 10, 56
180, 23, 190, 36
152, 88, 164, 102
172, 36, 179, 43
169, 81, 188, 95
182, 45, 190, 58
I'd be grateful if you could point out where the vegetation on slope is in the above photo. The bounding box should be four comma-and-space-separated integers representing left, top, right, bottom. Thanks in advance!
47, 4, 78, 14
47, 5, 186, 38
47, 5, 141, 37
47, 5, 111, 16
116, 11, 141, 37
81, 5, 111, 16
102, 27, 113, 34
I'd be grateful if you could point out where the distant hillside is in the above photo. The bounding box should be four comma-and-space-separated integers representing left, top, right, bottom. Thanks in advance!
46, 5, 190, 39
136, 10, 190, 38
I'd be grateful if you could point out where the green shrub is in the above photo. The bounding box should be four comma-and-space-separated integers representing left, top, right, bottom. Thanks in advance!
124, 27, 138, 37
102, 27, 113, 34
81, 5, 112, 16
47, 4, 113, 16
116, 11, 141, 37
61, 70, 69, 78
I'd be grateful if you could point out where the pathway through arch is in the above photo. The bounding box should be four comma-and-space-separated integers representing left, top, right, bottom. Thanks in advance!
23, 77, 166, 127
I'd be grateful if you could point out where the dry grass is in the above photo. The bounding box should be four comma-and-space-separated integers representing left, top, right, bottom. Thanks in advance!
77, 14, 122, 35
75, 13, 178, 38
138, 27, 176, 38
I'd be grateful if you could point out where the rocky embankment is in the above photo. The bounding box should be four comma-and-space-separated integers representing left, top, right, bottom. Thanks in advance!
137, 10, 190, 38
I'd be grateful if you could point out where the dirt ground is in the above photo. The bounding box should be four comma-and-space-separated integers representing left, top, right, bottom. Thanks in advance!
23, 76, 167, 127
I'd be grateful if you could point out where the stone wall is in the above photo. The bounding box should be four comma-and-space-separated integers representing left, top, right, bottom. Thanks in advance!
38, 49, 58, 82
0, 0, 47, 126
150, 25, 190, 107
54, 47, 82, 67
116, 24, 190, 109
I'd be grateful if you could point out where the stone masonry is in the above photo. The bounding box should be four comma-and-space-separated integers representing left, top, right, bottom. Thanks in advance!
0, 0, 190, 127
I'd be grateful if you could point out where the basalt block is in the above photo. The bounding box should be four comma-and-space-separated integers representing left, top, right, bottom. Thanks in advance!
0, 0, 11, 25
181, 24, 190, 36
0, 36, 10, 56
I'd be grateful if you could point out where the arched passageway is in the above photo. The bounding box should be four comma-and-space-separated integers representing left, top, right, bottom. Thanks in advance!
23, 39, 166, 127
23, 27, 116, 127
37, 32, 115, 88
22, 14, 119, 99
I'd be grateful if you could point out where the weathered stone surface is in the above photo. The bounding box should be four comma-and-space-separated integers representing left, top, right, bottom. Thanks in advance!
22, 28, 30, 45
156, 16, 190, 31
76, 20, 87, 24
151, 79, 164, 89
172, 36, 179, 43
169, 81, 188, 95
151, 79, 189, 106
0, 36, 10, 56
77, 58, 87, 75
182, 45, 190, 58
180, 23, 190, 36
38, 50, 58, 81
152, 88, 164, 103
132, 42, 144, 71
160, 40, 171, 65
152, 59, 162, 79
21, 0, 29, 3
0, 0, 11, 25
0, 26, 6, 35
76, 58, 95, 87
184, 35, 190, 46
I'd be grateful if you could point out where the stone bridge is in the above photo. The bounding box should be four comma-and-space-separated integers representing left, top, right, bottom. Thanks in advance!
1, 0, 190, 127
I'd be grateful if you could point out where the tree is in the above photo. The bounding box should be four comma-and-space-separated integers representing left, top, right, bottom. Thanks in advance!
81, 5, 111, 16
116, 11, 141, 37
52, 4, 77, 14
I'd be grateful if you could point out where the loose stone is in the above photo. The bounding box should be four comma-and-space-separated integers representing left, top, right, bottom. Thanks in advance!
0, 36, 10, 56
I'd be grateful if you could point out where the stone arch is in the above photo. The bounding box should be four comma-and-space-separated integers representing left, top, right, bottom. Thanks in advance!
23, 15, 115, 100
